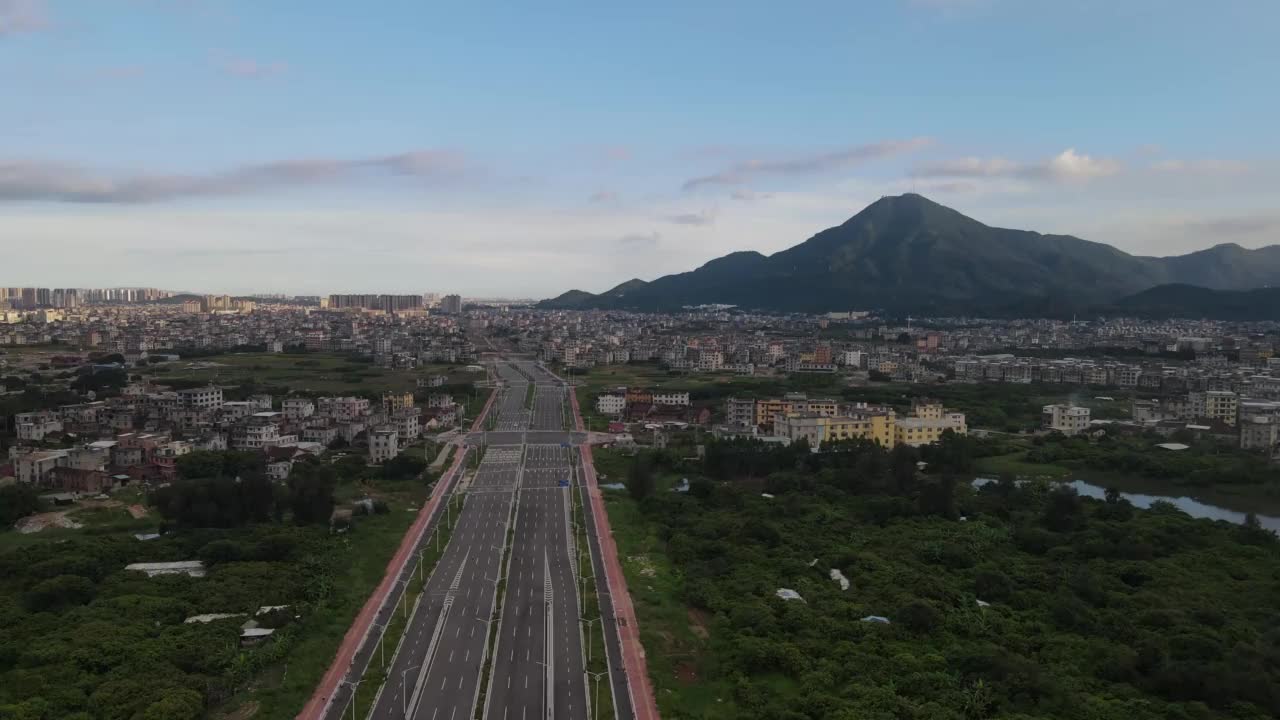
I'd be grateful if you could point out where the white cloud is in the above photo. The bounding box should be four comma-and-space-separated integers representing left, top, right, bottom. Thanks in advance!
1151, 159, 1249, 175
1044, 148, 1121, 181
683, 137, 933, 190
0, 150, 469, 203
662, 210, 715, 226
913, 148, 1121, 183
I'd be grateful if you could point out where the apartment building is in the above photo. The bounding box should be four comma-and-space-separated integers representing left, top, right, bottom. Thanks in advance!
15, 411, 63, 441
391, 408, 421, 442
283, 398, 315, 422
754, 394, 838, 427
382, 392, 414, 414
596, 392, 626, 416
370, 428, 399, 463
177, 386, 223, 411
652, 392, 690, 407
317, 396, 371, 421
1043, 404, 1091, 436
725, 397, 756, 428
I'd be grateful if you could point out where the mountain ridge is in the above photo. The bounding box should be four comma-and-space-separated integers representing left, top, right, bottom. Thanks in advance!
539, 194, 1280, 315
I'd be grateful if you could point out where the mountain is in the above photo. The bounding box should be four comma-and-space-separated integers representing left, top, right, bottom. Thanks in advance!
538, 278, 652, 310
537, 194, 1280, 314
1109, 284, 1280, 321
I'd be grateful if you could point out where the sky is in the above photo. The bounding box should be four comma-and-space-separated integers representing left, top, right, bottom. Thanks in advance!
2, 0, 1277, 297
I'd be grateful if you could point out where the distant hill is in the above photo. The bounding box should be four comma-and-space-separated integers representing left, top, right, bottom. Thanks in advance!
1108, 284, 1280, 320
538, 194, 1280, 314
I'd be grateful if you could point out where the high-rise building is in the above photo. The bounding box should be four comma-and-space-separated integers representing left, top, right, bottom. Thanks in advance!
440, 294, 463, 314
327, 294, 424, 313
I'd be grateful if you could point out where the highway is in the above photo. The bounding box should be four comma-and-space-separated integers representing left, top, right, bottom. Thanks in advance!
358, 359, 608, 720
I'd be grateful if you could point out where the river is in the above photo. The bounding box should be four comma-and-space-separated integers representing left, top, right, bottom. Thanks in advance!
973, 476, 1280, 533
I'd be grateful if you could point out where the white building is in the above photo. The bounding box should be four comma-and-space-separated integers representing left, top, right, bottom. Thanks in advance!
392, 409, 421, 441
15, 411, 63, 441
652, 391, 691, 407
695, 350, 724, 372
283, 398, 316, 422
1043, 404, 1091, 436
177, 386, 223, 410
596, 393, 626, 416
317, 396, 371, 421
370, 428, 399, 463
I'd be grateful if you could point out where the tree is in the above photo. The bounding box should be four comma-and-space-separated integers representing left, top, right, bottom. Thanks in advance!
627, 452, 656, 502
288, 461, 336, 525
1042, 486, 1084, 532
24, 574, 96, 611
0, 483, 41, 527
382, 453, 427, 481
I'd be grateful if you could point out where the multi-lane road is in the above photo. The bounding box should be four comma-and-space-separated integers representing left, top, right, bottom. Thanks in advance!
343, 359, 627, 720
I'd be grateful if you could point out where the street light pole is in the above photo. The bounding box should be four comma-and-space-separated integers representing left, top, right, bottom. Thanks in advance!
399, 664, 421, 716
371, 621, 388, 668
341, 679, 364, 720
586, 670, 608, 720
582, 616, 602, 662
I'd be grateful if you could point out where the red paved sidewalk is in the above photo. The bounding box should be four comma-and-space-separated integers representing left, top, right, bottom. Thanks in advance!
297, 388, 498, 720
570, 385, 661, 720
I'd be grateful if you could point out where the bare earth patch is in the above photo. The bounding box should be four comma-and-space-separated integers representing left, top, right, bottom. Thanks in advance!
687, 608, 711, 641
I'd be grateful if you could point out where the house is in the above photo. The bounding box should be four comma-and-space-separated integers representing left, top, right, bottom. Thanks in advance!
370, 428, 399, 463
1043, 404, 1091, 435
47, 467, 116, 494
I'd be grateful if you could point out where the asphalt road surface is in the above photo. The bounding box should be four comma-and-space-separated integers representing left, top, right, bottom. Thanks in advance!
364, 360, 602, 720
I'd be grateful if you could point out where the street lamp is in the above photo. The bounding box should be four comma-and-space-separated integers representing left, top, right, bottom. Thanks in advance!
581, 616, 602, 662
371, 620, 389, 668
585, 670, 608, 720
396, 579, 409, 619
399, 664, 421, 716
340, 678, 365, 720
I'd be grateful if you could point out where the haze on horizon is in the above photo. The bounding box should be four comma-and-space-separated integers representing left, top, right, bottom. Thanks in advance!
2, 0, 1277, 297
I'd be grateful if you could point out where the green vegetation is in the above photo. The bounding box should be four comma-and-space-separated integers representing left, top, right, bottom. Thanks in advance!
141, 352, 471, 396
974, 451, 1070, 478
570, 460, 614, 719
0, 448, 434, 720
598, 439, 1280, 720
1024, 433, 1280, 498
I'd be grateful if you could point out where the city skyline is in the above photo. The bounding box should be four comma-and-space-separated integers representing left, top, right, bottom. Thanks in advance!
4, 0, 1278, 296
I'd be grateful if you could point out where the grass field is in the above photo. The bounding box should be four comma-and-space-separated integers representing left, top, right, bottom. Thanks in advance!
144, 352, 478, 395
592, 448, 736, 718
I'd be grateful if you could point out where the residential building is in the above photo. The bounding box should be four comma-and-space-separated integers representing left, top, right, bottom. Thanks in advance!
370, 428, 399, 463
15, 411, 63, 441
1043, 404, 1091, 436
596, 392, 626, 416
652, 391, 690, 407
725, 397, 756, 428
177, 386, 223, 411
282, 398, 315, 422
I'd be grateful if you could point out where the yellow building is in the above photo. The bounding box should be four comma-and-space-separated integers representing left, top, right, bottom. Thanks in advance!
774, 400, 965, 449
382, 392, 415, 414
754, 394, 838, 427
774, 407, 896, 447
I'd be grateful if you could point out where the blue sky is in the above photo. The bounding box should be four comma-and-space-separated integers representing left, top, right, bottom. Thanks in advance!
2, 0, 1277, 296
